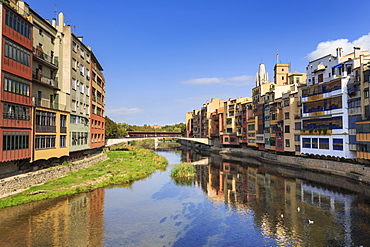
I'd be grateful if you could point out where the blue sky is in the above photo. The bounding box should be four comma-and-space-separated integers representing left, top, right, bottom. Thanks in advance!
27, 0, 370, 125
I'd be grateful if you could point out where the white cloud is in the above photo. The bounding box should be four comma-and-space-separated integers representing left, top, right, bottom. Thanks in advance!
106, 106, 143, 117
181, 75, 254, 86
307, 32, 370, 61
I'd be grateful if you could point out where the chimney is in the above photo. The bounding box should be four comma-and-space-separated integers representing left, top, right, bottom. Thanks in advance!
77, 36, 83, 42
336, 47, 343, 59
52, 18, 56, 27
354, 47, 361, 58
58, 12, 64, 27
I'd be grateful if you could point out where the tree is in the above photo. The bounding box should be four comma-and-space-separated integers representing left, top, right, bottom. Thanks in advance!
105, 116, 127, 137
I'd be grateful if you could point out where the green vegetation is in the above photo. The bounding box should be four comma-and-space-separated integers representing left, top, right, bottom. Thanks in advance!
105, 116, 127, 137
105, 117, 186, 137
170, 162, 196, 186
0, 146, 167, 209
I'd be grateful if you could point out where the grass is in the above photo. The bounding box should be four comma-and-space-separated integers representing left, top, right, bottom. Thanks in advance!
0, 146, 168, 209
170, 162, 196, 186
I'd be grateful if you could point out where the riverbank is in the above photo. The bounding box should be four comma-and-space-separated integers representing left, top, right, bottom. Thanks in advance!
180, 140, 370, 185
0, 146, 167, 209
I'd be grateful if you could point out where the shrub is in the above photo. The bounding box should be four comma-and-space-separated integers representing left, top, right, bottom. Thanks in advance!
170, 163, 196, 186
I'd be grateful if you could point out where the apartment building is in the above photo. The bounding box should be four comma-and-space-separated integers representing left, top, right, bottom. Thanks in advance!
0, 0, 106, 175
29, 7, 70, 161
0, 1, 33, 170
355, 60, 370, 161
90, 53, 105, 148
56, 13, 91, 154
301, 47, 369, 159
222, 97, 250, 146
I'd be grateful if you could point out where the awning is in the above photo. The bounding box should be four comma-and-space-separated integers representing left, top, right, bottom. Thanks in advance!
331, 62, 353, 68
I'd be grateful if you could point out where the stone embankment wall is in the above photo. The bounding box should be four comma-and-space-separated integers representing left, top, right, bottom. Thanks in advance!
223, 148, 370, 184
180, 139, 370, 184
0, 153, 108, 198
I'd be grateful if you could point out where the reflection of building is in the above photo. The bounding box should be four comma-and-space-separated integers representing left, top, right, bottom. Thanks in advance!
0, 189, 105, 246
197, 156, 370, 246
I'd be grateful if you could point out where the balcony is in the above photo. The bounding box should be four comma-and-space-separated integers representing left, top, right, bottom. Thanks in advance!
36, 125, 56, 133
33, 70, 59, 90
34, 97, 60, 110
33, 47, 58, 69
300, 129, 332, 135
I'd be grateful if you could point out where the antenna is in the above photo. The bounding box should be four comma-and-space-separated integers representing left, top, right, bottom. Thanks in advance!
53, 4, 58, 18
276, 50, 279, 64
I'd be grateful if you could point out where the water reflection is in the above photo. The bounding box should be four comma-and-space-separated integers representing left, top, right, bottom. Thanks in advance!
0, 189, 105, 247
0, 149, 370, 246
188, 152, 370, 247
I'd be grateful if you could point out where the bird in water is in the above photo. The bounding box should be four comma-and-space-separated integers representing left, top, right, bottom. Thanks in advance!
297, 207, 300, 212
308, 220, 314, 224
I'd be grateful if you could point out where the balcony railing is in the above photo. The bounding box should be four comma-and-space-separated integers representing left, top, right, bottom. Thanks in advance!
33, 70, 59, 89
34, 97, 60, 110
33, 47, 59, 67
36, 125, 56, 133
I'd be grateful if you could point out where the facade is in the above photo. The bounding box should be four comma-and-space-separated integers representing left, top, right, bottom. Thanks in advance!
0, 1, 106, 174
56, 13, 91, 154
301, 47, 369, 159
29, 7, 69, 161
90, 53, 105, 149
0, 1, 33, 169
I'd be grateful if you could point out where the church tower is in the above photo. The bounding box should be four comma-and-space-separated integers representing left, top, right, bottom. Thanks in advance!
256, 63, 269, 87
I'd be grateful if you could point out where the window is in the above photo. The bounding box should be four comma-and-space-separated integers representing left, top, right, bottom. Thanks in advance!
86, 69, 90, 80
4, 77, 30, 96
4, 40, 30, 66
71, 100, 76, 112
80, 49, 84, 58
312, 138, 318, 149
285, 139, 290, 147
60, 115, 67, 133
35, 135, 56, 149
294, 135, 300, 142
294, 122, 301, 131
3, 131, 29, 151
3, 103, 30, 121
80, 83, 84, 94
285, 112, 289, 119
318, 74, 323, 83
248, 124, 255, 131
319, 138, 329, 149
284, 100, 290, 107
72, 58, 77, 70
72, 78, 76, 90
365, 88, 369, 99
72, 41, 77, 52
79, 64, 84, 76
333, 138, 343, 150
60, 135, 66, 147
303, 138, 311, 148
5, 10, 31, 39
285, 125, 290, 133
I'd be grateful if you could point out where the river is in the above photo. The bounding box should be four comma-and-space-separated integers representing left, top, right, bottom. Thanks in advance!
0, 147, 370, 246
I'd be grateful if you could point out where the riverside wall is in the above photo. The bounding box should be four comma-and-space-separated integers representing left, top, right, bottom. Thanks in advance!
0, 153, 108, 198
180, 140, 370, 185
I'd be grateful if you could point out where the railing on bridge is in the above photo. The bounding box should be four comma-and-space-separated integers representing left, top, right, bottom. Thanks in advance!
106, 136, 209, 146
127, 131, 183, 137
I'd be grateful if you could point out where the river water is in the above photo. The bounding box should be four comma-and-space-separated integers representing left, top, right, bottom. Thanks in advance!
0, 147, 370, 246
